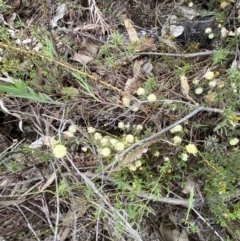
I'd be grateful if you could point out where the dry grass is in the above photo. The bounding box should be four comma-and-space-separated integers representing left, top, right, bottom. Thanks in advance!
0, 0, 240, 241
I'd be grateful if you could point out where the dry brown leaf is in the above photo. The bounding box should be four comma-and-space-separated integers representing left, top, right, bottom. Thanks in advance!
160, 222, 189, 241
141, 59, 153, 75
70, 52, 94, 64
160, 222, 174, 241
123, 17, 156, 51
122, 18, 155, 95
39, 171, 56, 192
172, 230, 189, 241
79, 38, 99, 57
124, 76, 142, 94
133, 59, 144, 76
94, 65, 108, 77
135, 36, 156, 52
124, 59, 144, 93
180, 75, 197, 104
125, 58, 153, 93
180, 75, 190, 94
111, 139, 159, 172
70, 39, 97, 64
112, 146, 148, 172
161, 38, 181, 54
123, 18, 139, 43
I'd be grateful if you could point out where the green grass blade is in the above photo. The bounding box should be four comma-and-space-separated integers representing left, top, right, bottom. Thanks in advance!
0, 80, 60, 104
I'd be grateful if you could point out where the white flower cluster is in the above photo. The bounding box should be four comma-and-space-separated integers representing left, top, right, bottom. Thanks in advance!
205, 28, 214, 39
86, 122, 145, 158
170, 125, 183, 133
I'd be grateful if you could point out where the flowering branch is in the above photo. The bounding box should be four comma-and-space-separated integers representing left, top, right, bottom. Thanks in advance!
94, 106, 240, 177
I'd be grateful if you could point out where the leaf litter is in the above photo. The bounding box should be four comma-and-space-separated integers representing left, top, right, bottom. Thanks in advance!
0, 0, 239, 241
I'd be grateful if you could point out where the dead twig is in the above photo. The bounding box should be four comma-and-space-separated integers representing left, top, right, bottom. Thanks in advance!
66, 155, 143, 241
88, 0, 109, 34
134, 50, 215, 57
14, 204, 41, 241
192, 208, 225, 241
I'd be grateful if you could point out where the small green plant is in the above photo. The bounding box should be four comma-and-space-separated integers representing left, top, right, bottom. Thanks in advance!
58, 179, 68, 197
203, 149, 240, 231
212, 48, 230, 65
71, 67, 99, 100
5, 161, 23, 172
109, 32, 123, 48
184, 187, 194, 223
0, 0, 10, 13
189, 223, 198, 234
0, 79, 59, 104
41, 37, 58, 58
105, 55, 116, 69
125, 44, 135, 57
143, 76, 157, 92
61, 86, 79, 99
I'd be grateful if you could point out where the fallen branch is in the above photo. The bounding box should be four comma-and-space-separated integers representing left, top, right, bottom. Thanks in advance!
134, 50, 215, 57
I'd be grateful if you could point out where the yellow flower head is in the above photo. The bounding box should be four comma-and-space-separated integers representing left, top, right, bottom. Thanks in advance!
131, 105, 139, 112
229, 138, 239, 146
125, 134, 134, 143
68, 124, 77, 133
137, 87, 146, 96
181, 152, 189, 161
173, 136, 182, 144
193, 79, 200, 85
220, 1, 229, 9
94, 132, 102, 140
136, 124, 143, 131
188, 2, 193, 7
100, 137, 109, 146
135, 160, 142, 167
52, 144, 67, 158
110, 138, 118, 146
100, 147, 111, 157
87, 127, 96, 134
170, 124, 183, 133
185, 143, 198, 155
129, 164, 137, 171
204, 71, 214, 80
81, 146, 87, 152
44, 136, 57, 147
164, 157, 170, 162
125, 123, 130, 129
228, 115, 240, 123
147, 93, 157, 102
122, 96, 131, 107
208, 33, 214, 39
195, 87, 203, 95
205, 28, 212, 34
118, 122, 125, 129
115, 142, 125, 151
209, 80, 217, 88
